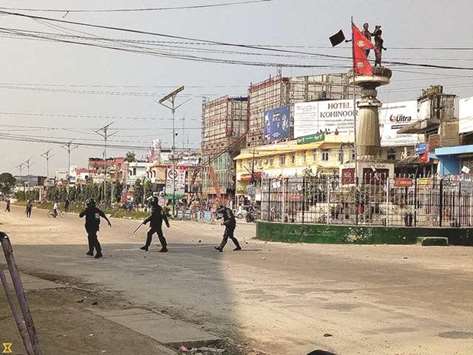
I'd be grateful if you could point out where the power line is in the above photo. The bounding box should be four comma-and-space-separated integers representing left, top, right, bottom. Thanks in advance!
0, 0, 272, 13
2, 10, 473, 71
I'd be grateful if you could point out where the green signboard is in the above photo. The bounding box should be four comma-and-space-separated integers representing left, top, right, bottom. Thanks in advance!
297, 133, 325, 145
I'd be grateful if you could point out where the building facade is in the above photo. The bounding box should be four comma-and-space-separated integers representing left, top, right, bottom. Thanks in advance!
246, 73, 358, 147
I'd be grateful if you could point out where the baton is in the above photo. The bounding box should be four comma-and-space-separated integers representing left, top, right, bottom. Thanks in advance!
132, 223, 143, 235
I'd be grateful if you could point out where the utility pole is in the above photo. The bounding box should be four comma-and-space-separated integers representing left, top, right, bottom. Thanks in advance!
159, 86, 189, 217
95, 122, 115, 206
40, 150, 53, 178
63, 142, 78, 187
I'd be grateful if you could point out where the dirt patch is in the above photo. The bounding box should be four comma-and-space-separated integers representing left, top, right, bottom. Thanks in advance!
0, 285, 175, 354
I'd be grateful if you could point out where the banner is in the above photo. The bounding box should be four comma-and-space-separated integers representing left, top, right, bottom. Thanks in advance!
294, 99, 356, 138
460, 96, 473, 134
165, 167, 186, 195
379, 101, 421, 146
264, 106, 290, 143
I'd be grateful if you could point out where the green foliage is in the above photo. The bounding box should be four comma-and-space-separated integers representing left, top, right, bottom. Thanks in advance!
125, 151, 136, 163
0, 172, 16, 194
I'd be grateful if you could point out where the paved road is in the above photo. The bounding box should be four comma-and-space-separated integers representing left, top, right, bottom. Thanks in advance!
2, 206, 473, 354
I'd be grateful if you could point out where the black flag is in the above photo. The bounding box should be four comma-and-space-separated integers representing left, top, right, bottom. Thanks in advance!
329, 29, 345, 47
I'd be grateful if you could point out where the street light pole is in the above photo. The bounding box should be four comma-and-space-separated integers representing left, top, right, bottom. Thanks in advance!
158, 86, 187, 217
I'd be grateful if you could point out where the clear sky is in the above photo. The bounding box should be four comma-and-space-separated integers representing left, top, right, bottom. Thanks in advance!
0, 0, 472, 176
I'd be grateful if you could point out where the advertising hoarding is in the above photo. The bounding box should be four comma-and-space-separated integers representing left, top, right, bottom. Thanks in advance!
264, 106, 290, 143
379, 101, 421, 146
459, 96, 473, 134
165, 167, 186, 195
294, 99, 355, 138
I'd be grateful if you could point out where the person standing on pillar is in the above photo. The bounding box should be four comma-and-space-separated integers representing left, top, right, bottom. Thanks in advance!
373, 25, 386, 67
362, 23, 372, 57
140, 197, 170, 252
215, 205, 241, 252
79, 199, 111, 259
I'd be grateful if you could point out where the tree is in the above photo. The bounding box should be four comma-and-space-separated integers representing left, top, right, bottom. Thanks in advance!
125, 151, 136, 163
0, 172, 16, 195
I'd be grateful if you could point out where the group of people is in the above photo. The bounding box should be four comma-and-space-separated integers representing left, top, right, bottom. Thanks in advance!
362, 22, 386, 66
79, 197, 242, 259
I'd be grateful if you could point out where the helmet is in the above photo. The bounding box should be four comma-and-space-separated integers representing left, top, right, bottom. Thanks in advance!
87, 199, 96, 207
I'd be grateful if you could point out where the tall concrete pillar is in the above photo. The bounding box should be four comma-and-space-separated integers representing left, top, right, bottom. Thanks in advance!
354, 67, 392, 161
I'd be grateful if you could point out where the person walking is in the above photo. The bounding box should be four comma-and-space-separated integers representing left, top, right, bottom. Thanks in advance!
25, 200, 33, 218
215, 205, 241, 252
140, 197, 170, 252
64, 198, 70, 212
5, 198, 10, 212
79, 199, 111, 259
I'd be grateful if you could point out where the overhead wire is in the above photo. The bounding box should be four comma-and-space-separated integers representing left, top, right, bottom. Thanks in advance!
0, 0, 272, 13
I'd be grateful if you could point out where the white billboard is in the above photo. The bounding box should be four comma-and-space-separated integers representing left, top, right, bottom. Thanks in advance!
460, 96, 473, 134
379, 101, 422, 146
294, 99, 356, 138
165, 167, 186, 195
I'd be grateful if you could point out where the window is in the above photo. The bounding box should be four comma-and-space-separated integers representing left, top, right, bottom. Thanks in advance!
338, 149, 344, 163
387, 148, 396, 161
291, 154, 296, 164
302, 152, 307, 163
321, 150, 329, 161
312, 150, 317, 161
279, 155, 286, 165
351, 150, 356, 161
269, 158, 274, 167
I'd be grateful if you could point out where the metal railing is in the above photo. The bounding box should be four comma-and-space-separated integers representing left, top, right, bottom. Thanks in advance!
260, 176, 473, 227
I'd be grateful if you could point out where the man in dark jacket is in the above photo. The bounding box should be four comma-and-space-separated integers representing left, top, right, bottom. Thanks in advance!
140, 197, 170, 252
26, 200, 33, 218
79, 199, 111, 259
215, 205, 241, 252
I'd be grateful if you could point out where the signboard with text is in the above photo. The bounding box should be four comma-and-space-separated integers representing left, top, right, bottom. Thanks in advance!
165, 167, 186, 195
294, 99, 356, 138
379, 100, 421, 146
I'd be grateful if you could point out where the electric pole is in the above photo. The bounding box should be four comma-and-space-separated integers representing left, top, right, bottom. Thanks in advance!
95, 122, 115, 206
63, 141, 78, 185
40, 150, 53, 178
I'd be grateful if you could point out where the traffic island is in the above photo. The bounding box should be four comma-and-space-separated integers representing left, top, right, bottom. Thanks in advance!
256, 221, 473, 246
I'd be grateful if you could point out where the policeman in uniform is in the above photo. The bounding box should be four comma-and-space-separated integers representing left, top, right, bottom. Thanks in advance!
215, 205, 241, 252
140, 197, 170, 252
79, 199, 111, 259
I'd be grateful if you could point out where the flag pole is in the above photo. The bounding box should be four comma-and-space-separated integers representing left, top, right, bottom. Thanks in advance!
351, 17, 358, 176
351, 16, 360, 225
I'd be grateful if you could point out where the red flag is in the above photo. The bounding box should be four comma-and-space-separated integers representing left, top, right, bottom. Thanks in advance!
352, 23, 374, 76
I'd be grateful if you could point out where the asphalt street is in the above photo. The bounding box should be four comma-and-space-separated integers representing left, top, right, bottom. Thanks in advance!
1, 206, 473, 354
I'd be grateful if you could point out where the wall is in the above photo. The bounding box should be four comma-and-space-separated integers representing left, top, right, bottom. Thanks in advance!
256, 221, 473, 245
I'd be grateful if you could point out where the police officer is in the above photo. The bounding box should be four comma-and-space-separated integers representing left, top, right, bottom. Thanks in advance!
79, 199, 111, 259
25, 200, 33, 218
215, 205, 241, 252
140, 197, 170, 252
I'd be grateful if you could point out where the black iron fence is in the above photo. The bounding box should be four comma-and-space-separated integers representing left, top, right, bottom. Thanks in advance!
260, 176, 473, 227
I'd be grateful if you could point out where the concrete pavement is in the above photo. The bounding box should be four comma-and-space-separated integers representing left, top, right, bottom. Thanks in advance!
1, 205, 473, 354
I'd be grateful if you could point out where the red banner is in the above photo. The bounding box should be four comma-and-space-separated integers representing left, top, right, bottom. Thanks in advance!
352, 24, 374, 76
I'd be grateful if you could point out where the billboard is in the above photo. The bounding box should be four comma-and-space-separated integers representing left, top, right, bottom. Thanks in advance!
165, 167, 186, 196
379, 101, 421, 146
460, 96, 473, 134
294, 99, 356, 138
264, 106, 290, 143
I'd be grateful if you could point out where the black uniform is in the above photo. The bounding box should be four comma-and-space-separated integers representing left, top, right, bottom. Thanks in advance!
25, 201, 32, 218
79, 205, 111, 258
142, 205, 170, 252
5, 199, 10, 212
216, 207, 241, 251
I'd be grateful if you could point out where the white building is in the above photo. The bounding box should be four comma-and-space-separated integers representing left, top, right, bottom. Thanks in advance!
127, 161, 153, 186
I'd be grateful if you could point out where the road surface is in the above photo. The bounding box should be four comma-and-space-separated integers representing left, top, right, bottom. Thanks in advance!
1, 206, 473, 354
